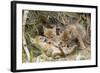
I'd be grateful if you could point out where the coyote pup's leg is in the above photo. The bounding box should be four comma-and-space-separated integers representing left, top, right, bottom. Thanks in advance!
77, 35, 86, 49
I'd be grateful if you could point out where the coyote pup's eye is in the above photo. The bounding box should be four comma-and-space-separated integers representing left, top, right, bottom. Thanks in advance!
48, 42, 51, 44
44, 38, 47, 42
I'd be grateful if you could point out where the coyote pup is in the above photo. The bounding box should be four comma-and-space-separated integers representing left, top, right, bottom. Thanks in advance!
62, 24, 87, 49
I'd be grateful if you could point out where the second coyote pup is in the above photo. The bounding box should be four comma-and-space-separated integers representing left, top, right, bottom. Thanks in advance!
61, 24, 87, 50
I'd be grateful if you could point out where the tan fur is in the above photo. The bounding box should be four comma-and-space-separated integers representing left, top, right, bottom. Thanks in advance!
33, 24, 87, 58
61, 24, 86, 49
32, 36, 61, 57
43, 26, 56, 39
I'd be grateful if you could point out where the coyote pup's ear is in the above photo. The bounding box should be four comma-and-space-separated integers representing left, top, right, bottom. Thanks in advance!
52, 26, 56, 31
43, 26, 48, 31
